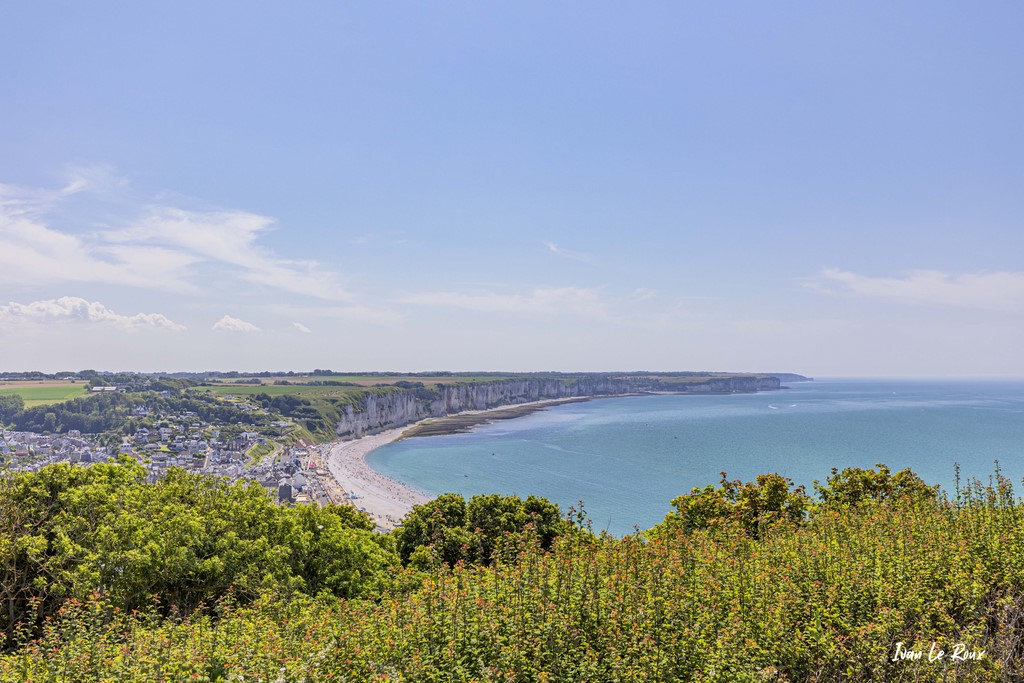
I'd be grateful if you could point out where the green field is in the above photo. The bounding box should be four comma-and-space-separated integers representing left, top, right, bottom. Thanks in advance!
197, 384, 371, 398
0, 382, 89, 408
204, 374, 515, 387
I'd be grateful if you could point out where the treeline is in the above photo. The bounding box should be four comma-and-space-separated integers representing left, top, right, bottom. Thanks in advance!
388, 380, 442, 401
271, 379, 359, 386
86, 374, 198, 393
0, 396, 23, 425
9, 391, 264, 435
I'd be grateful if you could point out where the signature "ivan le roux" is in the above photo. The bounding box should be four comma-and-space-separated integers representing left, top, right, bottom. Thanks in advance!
893, 642, 985, 663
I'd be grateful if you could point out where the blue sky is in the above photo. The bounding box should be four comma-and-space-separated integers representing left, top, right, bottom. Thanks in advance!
1, 2, 1021, 375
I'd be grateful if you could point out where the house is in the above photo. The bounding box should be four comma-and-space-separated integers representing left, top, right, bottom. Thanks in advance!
278, 479, 293, 504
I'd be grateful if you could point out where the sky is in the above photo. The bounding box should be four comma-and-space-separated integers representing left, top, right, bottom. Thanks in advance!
1, 2, 1022, 376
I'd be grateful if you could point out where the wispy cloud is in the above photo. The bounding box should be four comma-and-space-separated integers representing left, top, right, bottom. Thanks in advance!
212, 315, 261, 333
292, 321, 312, 334
401, 286, 616, 321
807, 268, 1024, 311
0, 296, 185, 331
632, 288, 658, 301
0, 174, 351, 300
543, 241, 593, 263
0, 185, 200, 293
104, 207, 351, 301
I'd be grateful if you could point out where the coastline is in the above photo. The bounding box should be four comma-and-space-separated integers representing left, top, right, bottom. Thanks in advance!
326, 426, 431, 531
324, 386, 784, 530
324, 396, 603, 530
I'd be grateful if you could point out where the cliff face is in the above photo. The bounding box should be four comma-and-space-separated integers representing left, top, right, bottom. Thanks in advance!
429, 377, 644, 414
335, 390, 426, 439
653, 376, 781, 393
334, 375, 782, 439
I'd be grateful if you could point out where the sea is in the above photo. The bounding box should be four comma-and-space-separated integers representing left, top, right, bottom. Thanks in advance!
367, 379, 1024, 536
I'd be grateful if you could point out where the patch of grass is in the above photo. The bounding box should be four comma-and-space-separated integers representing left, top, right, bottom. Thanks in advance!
244, 441, 275, 468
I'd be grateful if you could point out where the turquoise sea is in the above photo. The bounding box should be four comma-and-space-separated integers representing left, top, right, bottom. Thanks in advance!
367, 379, 1024, 535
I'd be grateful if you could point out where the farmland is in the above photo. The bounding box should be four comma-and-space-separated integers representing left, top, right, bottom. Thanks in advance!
201, 374, 516, 388
196, 383, 370, 398
194, 374, 518, 400
0, 381, 89, 408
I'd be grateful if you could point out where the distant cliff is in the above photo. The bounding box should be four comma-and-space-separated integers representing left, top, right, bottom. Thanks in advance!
333, 374, 786, 439
765, 373, 812, 382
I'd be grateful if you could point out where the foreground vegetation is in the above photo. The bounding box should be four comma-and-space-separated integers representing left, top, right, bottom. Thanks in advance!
3, 462, 1023, 681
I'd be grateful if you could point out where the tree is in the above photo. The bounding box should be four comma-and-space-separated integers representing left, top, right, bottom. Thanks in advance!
282, 504, 396, 597
395, 494, 470, 568
813, 463, 937, 508
0, 461, 400, 647
467, 494, 562, 564
0, 395, 23, 425
654, 472, 810, 539
395, 493, 564, 568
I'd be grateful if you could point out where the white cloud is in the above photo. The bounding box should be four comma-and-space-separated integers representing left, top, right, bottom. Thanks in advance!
292, 322, 312, 334
104, 207, 351, 301
212, 315, 261, 333
632, 288, 658, 301
0, 173, 87, 218
0, 296, 185, 331
543, 241, 593, 263
0, 204, 200, 293
0, 175, 351, 300
401, 286, 615, 320
809, 268, 1024, 311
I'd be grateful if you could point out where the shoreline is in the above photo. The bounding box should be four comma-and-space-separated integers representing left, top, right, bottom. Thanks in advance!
323, 388, 777, 530
326, 426, 431, 531
324, 396, 606, 530
398, 395, 596, 438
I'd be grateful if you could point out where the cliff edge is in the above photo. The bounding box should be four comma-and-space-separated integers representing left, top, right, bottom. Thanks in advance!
334, 373, 791, 440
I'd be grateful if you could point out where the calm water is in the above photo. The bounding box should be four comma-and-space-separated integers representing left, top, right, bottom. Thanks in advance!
367, 379, 1024, 535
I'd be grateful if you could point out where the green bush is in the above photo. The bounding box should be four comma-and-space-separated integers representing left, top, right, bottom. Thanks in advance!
395, 492, 564, 568
653, 471, 810, 538
0, 461, 397, 648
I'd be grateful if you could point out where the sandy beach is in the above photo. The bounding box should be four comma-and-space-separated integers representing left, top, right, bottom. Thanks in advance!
325, 397, 601, 531
326, 427, 430, 531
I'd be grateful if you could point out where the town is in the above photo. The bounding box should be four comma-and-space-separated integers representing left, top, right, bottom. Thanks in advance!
0, 381, 347, 509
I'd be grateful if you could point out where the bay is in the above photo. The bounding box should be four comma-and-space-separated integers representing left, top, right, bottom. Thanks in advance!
367, 379, 1024, 535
